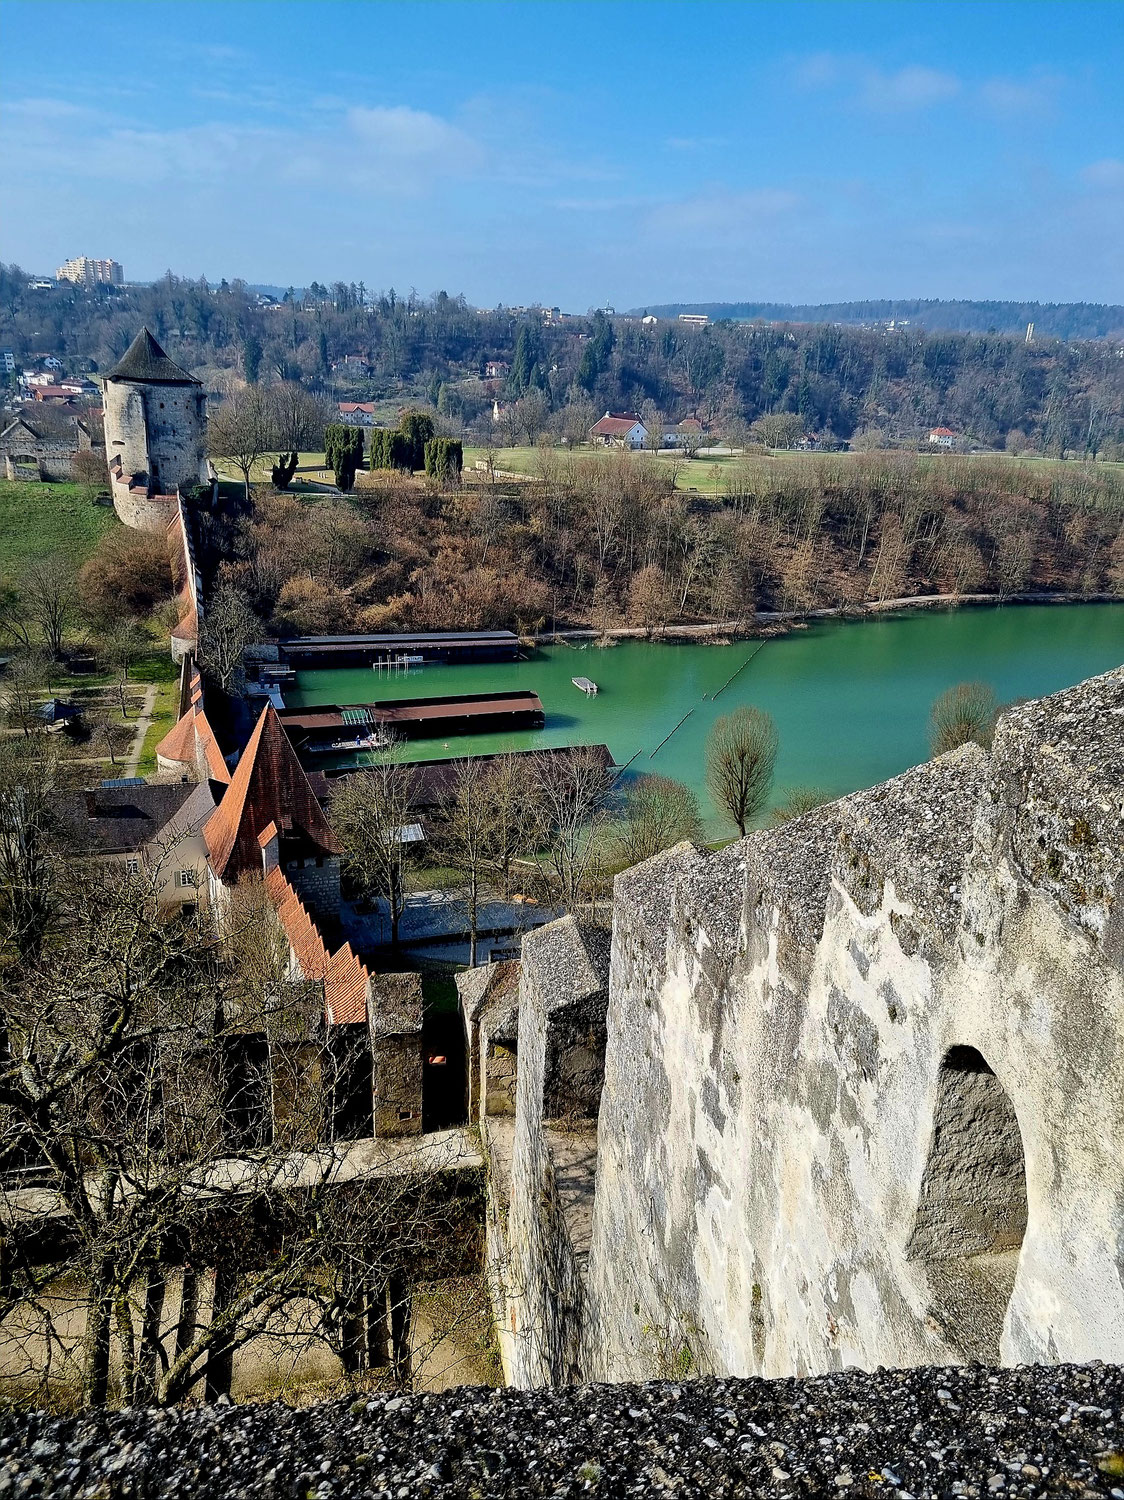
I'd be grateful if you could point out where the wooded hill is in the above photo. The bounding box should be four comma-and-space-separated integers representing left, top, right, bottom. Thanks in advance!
632, 299, 1124, 341
2, 268, 1122, 455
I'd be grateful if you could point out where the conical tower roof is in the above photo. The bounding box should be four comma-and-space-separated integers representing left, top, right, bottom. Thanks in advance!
105, 326, 200, 385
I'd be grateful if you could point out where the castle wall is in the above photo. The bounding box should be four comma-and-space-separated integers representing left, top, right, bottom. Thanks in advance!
580, 666, 1124, 1383
105, 379, 206, 532
494, 918, 608, 1388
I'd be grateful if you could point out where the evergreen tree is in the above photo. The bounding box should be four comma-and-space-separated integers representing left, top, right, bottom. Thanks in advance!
242, 334, 262, 384
399, 409, 436, 471
424, 436, 463, 481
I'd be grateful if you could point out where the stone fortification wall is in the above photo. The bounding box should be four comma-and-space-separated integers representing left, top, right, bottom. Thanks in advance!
580, 665, 1124, 1383
496, 918, 609, 1388
105, 378, 206, 532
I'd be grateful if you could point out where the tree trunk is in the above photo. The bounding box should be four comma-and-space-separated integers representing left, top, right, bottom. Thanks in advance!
468, 871, 478, 967
83, 1257, 114, 1407
204, 1264, 236, 1401
135, 1270, 167, 1403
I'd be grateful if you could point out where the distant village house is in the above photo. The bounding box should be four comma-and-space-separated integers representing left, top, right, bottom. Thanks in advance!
590, 411, 648, 449
338, 401, 377, 426
928, 426, 957, 448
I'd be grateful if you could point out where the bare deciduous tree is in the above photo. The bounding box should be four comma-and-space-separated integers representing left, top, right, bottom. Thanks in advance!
207, 385, 275, 499
198, 585, 259, 693
532, 748, 617, 911
705, 704, 778, 836
614, 773, 702, 867
435, 756, 547, 965
21, 557, 77, 659
330, 755, 422, 949
0, 857, 484, 1409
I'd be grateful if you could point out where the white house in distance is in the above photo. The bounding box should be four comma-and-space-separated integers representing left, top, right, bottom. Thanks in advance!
590, 411, 648, 448
928, 426, 957, 448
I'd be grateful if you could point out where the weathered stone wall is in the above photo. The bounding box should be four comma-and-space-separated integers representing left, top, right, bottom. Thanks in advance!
498, 918, 609, 1388
105, 378, 206, 532
580, 666, 1124, 1383
286, 856, 341, 922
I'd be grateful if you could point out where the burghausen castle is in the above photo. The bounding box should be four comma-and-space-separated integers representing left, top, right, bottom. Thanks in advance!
101, 327, 1124, 1391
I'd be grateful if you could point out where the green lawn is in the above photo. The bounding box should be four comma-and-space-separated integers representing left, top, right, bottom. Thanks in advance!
134, 658, 184, 777
0, 480, 119, 580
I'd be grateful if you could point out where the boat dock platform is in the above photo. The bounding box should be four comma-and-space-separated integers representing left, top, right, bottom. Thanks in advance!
279, 630, 522, 669
572, 676, 598, 695
278, 690, 545, 755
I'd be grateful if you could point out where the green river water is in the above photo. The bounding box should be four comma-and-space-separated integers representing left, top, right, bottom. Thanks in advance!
287, 603, 1124, 833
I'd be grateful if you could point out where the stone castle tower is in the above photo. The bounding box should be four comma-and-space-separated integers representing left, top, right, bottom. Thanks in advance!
103, 327, 209, 531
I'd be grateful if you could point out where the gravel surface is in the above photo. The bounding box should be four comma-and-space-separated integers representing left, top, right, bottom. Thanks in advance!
2, 1362, 1123, 1498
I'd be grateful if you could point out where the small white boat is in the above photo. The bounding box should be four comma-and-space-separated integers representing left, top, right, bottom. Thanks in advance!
572, 676, 598, 695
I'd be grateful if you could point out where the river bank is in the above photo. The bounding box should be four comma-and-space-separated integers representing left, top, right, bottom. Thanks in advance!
532, 590, 1123, 645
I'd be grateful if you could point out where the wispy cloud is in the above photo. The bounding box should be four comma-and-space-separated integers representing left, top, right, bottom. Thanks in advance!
793, 53, 1063, 118
1, 96, 490, 197
1080, 158, 1124, 189
859, 65, 961, 111
644, 187, 803, 245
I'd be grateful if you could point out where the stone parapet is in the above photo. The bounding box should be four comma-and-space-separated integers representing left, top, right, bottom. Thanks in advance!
578, 665, 1124, 1384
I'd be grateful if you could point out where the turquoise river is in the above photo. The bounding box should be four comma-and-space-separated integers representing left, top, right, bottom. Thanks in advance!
287, 603, 1124, 833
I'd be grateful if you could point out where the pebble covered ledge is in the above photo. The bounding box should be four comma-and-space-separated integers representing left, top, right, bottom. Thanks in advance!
3, 1363, 1123, 1499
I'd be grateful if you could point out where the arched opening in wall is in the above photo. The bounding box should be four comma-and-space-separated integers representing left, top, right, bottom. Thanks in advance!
907, 1045, 1027, 1362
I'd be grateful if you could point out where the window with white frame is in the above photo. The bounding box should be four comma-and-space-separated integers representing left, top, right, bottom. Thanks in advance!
125, 857, 140, 875
175, 868, 196, 889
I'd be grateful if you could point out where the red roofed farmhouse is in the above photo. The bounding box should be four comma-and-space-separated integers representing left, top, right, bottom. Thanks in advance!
590, 411, 648, 449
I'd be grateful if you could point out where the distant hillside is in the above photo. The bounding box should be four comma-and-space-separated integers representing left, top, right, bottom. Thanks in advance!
629, 299, 1124, 341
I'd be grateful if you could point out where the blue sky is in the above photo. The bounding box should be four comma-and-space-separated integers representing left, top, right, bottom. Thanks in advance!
2, 1, 1122, 307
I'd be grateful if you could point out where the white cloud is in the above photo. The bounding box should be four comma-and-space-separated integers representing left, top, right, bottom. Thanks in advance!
0, 96, 491, 201
347, 105, 484, 176
859, 65, 961, 111
977, 73, 1063, 117
1080, 159, 1124, 189
644, 187, 803, 244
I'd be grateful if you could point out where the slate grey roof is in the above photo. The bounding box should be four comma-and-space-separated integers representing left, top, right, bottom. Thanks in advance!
48, 781, 215, 856
105, 328, 200, 386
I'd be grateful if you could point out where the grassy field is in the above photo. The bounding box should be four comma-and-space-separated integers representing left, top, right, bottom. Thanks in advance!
0, 480, 120, 580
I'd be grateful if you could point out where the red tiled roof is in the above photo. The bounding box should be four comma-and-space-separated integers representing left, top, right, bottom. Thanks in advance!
154, 709, 197, 765
171, 604, 198, 642
591, 412, 644, 437
929, 427, 956, 436
338, 402, 376, 414
263, 867, 370, 1026
196, 712, 231, 784
204, 704, 339, 881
